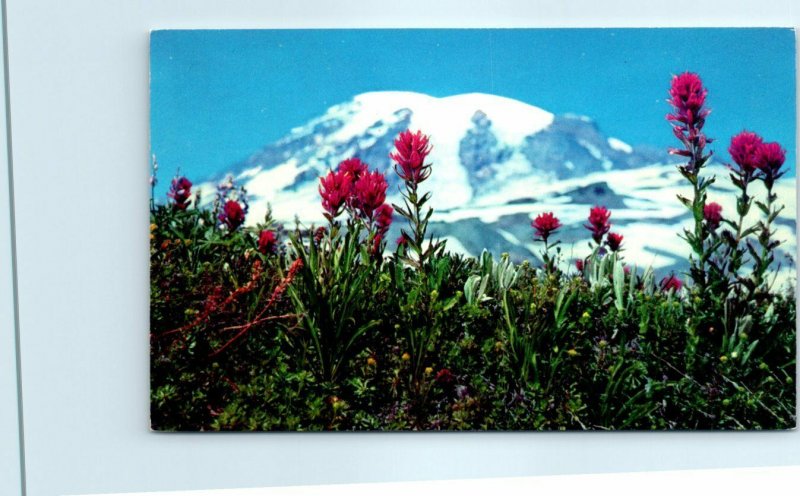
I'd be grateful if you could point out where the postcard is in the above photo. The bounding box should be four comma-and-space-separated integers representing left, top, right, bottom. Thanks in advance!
149, 29, 796, 430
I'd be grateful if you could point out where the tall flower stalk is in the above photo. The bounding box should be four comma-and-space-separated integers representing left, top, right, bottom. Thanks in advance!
532, 211, 562, 274
752, 141, 787, 291
666, 72, 715, 291
724, 131, 768, 293
391, 130, 444, 269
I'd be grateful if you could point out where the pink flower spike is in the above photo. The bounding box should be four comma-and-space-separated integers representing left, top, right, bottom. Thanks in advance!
667, 72, 708, 126
319, 170, 352, 219
353, 170, 388, 221
585, 206, 612, 244
532, 212, 562, 243
757, 142, 786, 185
391, 130, 433, 184
729, 131, 764, 176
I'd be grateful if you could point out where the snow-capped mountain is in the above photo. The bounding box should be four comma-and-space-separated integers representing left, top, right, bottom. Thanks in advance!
196, 91, 796, 282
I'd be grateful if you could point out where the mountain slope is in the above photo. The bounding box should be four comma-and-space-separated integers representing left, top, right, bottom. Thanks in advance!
194, 91, 796, 282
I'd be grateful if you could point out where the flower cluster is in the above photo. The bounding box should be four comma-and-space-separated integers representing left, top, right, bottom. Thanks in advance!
168, 176, 193, 210
728, 131, 786, 188
318, 157, 393, 244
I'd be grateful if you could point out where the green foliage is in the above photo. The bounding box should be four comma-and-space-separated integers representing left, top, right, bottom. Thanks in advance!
150, 201, 796, 431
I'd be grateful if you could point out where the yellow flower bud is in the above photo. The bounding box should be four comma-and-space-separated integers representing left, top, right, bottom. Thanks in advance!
401, 352, 410, 361
720, 355, 728, 363
149, 223, 157, 232
567, 349, 578, 357
367, 357, 377, 367
424, 367, 433, 375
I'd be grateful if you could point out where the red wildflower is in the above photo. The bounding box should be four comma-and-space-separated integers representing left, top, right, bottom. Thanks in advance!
434, 368, 455, 385
353, 170, 388, 220
374, 203, 393, 235
390, 130, 432, 183
703, 202, 723, 230
585, 206, 612, 244
168, 176, 192, 210
667, 72, 709, 126
607, 232, 624, 252
219, 200, 245, 230
337, 157, 369, 181
660, 275, 683, 292
258, 229, 277, 254
319, 170, 352, 218
575, 259, 585, 272
757, 141, 786, 187
532, 212, 562, 242
729, 131, 764, 176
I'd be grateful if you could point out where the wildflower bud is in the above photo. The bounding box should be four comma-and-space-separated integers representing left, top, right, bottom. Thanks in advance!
367, 357, 377, 367
424, 367, 433, 375
703, 202, 723, 229
567, 349, 578, 357
401, 352, 410, 361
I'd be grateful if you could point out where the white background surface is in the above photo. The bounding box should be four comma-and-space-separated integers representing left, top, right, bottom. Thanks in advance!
3, 1, 799, 496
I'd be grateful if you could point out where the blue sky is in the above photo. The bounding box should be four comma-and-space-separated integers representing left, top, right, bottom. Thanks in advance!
150, 28, 795, 197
